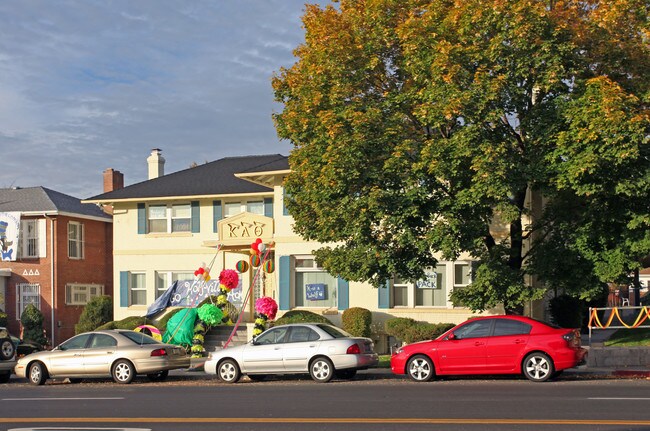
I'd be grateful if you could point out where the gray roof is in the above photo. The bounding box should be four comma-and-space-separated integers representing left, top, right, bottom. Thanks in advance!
0, 186, 111, 220
86, 154, 289, 201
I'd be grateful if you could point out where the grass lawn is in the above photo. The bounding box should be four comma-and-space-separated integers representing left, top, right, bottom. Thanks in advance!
377, 354, 391, 368
604, 327, 650, 347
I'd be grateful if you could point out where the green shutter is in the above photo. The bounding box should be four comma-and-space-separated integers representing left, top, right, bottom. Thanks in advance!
264, 197, 273, 218
279, 256, 290, 310
120, 271, 129, 307
378, 280, 391, 309
213, 200, 222, 233
137, 203, 146, 234
337, 278, 349, 310
191, 201, 200, 233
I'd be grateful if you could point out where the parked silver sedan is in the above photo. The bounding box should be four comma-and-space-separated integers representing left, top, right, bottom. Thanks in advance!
204, 323, 378, 383
15, 329, 190, 385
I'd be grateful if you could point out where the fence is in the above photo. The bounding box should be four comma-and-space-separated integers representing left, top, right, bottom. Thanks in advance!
587, 305, 650, 344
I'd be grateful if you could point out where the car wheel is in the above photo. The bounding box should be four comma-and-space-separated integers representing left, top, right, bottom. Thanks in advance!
523, 352, 554, 382
407, 355, 435, 382
147, 370, 169, 382
309, 357, 334, 383
29, 362, 47, 385
0, 371, 10, 383
112, 359, 135, 384
247, 374, 267, 382
335, 369, 357, 380
217, 359, 241, 383
0, 338, 15, 360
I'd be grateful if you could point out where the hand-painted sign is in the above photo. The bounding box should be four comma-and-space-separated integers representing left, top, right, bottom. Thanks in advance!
306, 283, 325, 300
0, 212, 20, 262
416, 270, 438, 289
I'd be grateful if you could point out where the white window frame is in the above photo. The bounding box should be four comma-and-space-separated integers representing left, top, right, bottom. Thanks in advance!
147, 203, 191, 233
65, 283, 103, 305
223, 200, 265, 218
20, 220, 39, 258
130, 272, 147, 306
391, 260, 474, 308
293, 255, 338, 308
16, 283, 40, 319
68, 221, 85, 259
155, 271, 194, 299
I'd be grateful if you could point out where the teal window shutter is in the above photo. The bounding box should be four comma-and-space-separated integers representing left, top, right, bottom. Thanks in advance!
191, 201, 200, 233
337, 278, 349, 310
137, 203, 146, 234
120, 271, 129, 307
378, 280, 391, 309
279, 256, 290, 310
213, 200, 222, 233
264, 197, 273, 218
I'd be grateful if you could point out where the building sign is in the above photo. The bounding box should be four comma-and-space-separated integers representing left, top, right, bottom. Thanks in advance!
306, 283, 326, 300
416, 269, 439, 289
0, 212, 20, 262
217, 212, 274, 245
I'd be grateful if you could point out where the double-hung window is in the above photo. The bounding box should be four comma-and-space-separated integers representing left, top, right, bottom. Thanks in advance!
68, 221, 84, 259
130, 273, 147, 306
155, 271, 194, 299
148, 204, 191, 233
223, 200, 264, 218
20, 220, 39, 258
294, 256, 338, 308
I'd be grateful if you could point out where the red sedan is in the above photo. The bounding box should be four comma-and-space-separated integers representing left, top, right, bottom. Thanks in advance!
390, 315, 587, 382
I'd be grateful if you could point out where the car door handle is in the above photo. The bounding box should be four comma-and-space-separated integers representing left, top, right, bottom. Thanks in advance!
309, 345, 316, 348
106, 351, 114, 354
514, 340, 526, 344
474, 341, 485, 346
274, 347, 281, 350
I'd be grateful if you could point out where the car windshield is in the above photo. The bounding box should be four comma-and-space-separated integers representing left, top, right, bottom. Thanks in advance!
120, 330, 161, 345
317, 324, 352, 338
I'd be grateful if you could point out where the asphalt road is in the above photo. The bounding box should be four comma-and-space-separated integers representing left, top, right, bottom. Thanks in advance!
1, 372, 649, 431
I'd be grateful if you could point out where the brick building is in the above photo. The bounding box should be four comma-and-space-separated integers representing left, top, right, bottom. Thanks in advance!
0, 186, 114, 345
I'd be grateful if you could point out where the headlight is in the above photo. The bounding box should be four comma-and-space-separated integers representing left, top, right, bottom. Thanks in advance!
395, 348, 404, 355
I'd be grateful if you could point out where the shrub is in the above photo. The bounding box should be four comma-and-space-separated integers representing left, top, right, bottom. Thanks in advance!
96, 315, 147, 331
548, 294, 585, 329
385, 317, 454, 344
20, 304, 47, 345
342, 307, 372, 337
0, 311, 7, 327
75, 296, 113, 334
273, 310, 331, 326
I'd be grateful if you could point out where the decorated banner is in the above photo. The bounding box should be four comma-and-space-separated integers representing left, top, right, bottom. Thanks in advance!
0, 212, 20, 262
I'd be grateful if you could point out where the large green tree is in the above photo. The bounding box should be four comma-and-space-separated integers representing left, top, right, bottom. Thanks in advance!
273, 0, 649, 314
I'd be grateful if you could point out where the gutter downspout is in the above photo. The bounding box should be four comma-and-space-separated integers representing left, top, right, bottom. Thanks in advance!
45, 215, 55, 346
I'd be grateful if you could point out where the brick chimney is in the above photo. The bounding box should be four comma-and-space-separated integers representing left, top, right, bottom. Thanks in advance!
147, 148, 165, 179
102, 168, 124, 215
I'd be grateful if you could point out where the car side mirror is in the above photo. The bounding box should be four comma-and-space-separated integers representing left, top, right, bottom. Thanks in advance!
447, 333, 456, 341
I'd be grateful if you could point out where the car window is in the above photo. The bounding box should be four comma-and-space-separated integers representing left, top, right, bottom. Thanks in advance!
317, 324, 352, 339
59, 334, 92, 350
287, 326, 320, 343
454, 320, 492, 339
121, 330, 161, 345
88, 334, 118, 349
255, 327, 290, 345
493, 320, 532, 336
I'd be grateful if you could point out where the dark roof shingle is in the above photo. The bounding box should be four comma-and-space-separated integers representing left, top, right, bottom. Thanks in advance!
0, 187, 111, 219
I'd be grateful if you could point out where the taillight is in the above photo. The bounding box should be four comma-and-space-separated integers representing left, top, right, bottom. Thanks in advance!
563, 330, 581, 347
346, 344, 361, 354
150, 348, 168, 357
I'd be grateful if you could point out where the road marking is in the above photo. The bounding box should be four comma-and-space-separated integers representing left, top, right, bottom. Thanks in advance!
1, 418, 650, 426
2, 398, 124, 401
589, 397, 650, 400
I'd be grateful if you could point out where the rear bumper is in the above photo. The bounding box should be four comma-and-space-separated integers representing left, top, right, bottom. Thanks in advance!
332, 353, 378, 370
133, 356, 191, 373
554, 347, 588, 371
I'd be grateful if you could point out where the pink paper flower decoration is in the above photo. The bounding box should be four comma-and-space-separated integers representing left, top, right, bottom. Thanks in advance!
255, 297, 278, 320
219, 269, 239, 291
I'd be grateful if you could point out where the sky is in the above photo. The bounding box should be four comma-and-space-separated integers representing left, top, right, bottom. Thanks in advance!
0, 1, 328, 199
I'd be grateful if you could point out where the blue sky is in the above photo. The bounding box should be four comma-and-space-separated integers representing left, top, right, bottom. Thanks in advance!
0, 1, 327, 199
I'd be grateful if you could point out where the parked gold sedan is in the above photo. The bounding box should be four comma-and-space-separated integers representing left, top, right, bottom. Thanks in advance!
15, 329, 190, 385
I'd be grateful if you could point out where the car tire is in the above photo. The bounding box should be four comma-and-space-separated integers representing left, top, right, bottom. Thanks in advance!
335, 369, 357, 380
28, 362, 47, 386
112, 359, 135, 384
217, 359, 241, 383
0, 338, 15, 360
0, 371, 10, 383
309, 357, 334, 383
147, 370, 169, 382
407, 355, 435, 382
523, 352, 554, 382
247, 374, 267, 382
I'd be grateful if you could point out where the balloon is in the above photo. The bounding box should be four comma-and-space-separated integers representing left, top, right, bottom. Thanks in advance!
236, 260, 249, 273
259, 243, 266, 254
